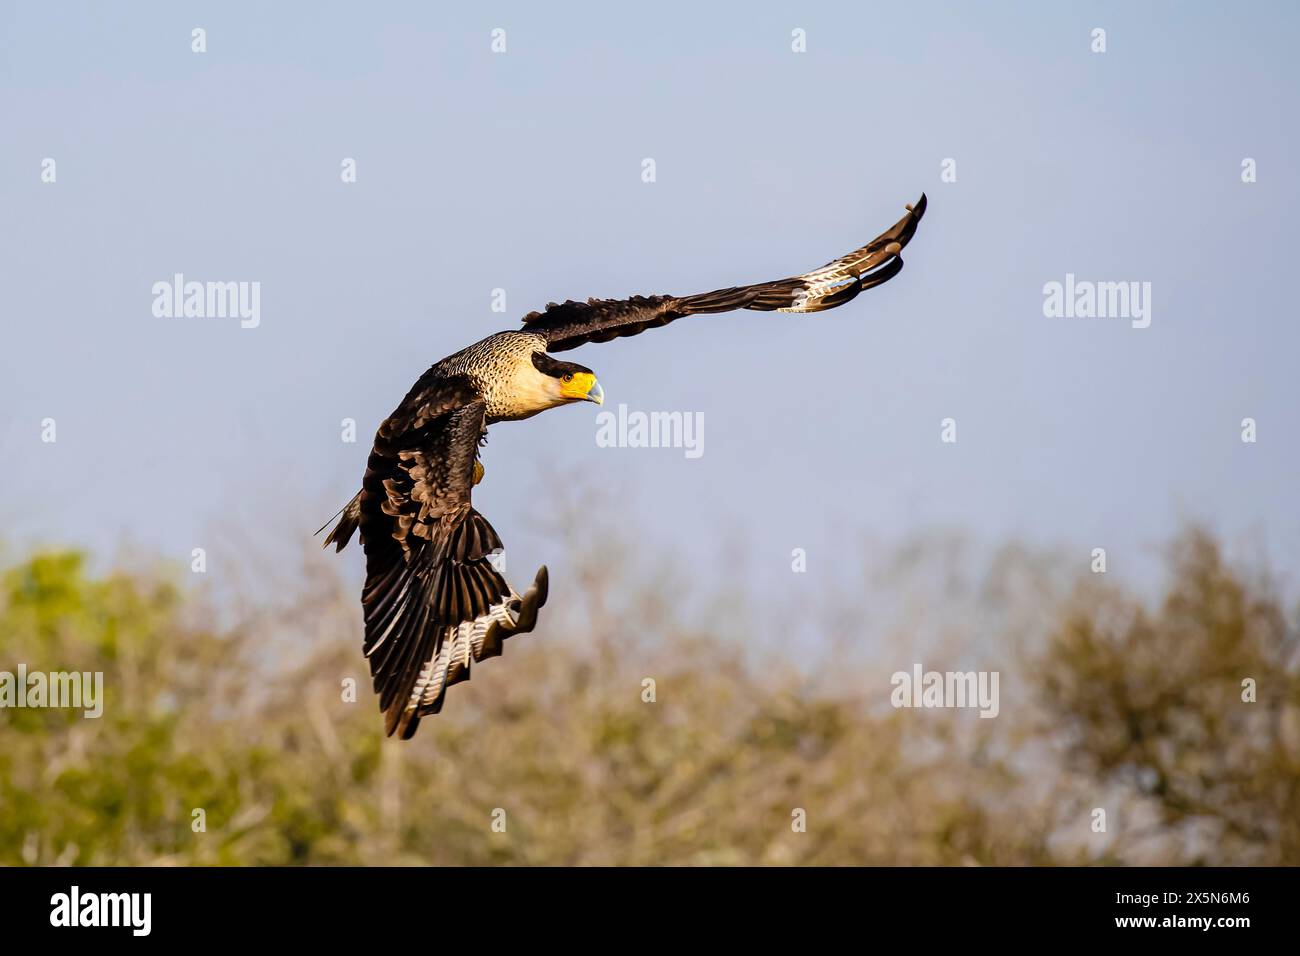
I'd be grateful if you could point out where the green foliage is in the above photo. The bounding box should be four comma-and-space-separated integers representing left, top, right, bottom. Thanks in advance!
0, 529, 1296, 865
1037, 529, 1300, 863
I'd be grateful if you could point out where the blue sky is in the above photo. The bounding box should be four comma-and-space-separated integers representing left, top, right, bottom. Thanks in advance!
3, 1, 1298, 600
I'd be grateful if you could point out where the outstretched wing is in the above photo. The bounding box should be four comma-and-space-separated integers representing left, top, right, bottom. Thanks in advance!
523, 194, 926, 353
350, 375, 547, 739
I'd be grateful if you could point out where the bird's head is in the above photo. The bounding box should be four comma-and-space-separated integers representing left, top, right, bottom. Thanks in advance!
530, 352, 604, 407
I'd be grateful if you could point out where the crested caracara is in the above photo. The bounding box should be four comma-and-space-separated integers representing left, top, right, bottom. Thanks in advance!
323, 194, 927, 738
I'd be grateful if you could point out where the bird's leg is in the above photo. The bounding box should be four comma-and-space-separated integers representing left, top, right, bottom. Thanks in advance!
474, 427, 488, 485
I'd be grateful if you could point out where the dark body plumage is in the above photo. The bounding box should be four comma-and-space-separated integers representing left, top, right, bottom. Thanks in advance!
325, 195, 927, 738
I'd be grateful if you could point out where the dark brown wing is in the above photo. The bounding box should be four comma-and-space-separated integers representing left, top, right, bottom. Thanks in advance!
523, 194, 926, 353
351, 375, 547, 739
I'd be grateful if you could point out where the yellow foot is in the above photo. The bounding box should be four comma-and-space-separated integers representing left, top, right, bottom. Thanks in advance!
473, 460, 485, 486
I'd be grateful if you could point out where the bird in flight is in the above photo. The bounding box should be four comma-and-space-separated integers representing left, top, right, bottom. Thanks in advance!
323, 195, 927, 738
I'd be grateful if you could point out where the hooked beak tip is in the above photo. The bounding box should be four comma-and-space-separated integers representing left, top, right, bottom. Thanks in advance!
586, 380, 604, 405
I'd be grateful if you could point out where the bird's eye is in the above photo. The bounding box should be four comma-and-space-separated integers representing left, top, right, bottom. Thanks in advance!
562, 373, 573, 383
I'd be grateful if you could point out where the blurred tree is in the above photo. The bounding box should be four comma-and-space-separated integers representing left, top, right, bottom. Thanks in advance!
1036, 529, 1300, 864
0, 527, 1295, 865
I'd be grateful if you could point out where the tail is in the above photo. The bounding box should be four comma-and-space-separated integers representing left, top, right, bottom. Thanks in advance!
318, 491, 362, 552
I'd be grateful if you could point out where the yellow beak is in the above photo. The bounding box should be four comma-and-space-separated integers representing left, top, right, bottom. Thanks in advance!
561, 372, 603, 405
